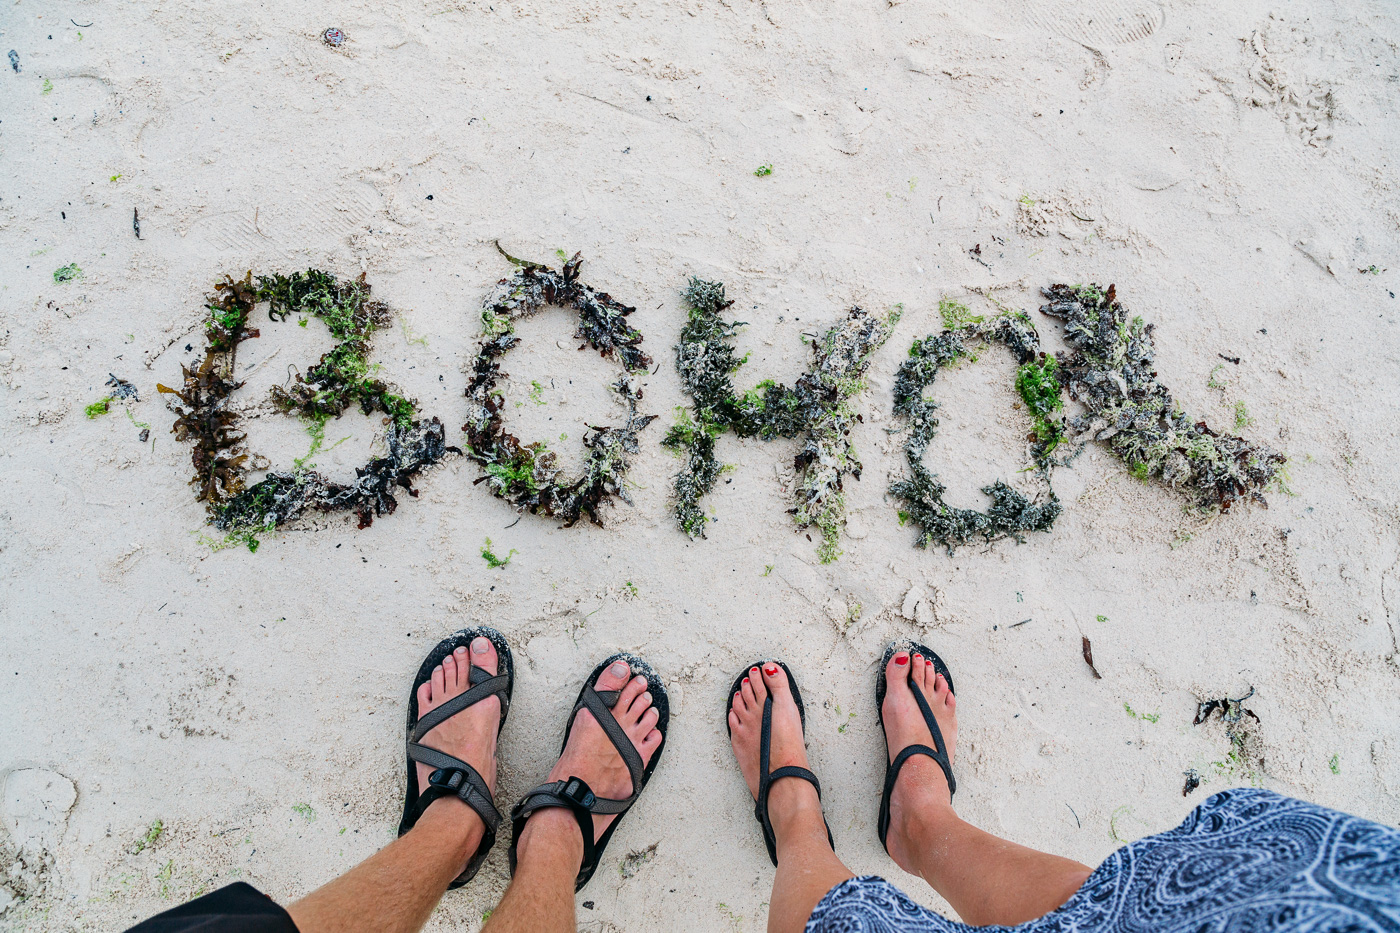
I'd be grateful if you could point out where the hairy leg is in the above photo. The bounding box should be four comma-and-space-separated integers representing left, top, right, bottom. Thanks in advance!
484, 659, 664, 933
288, 637, 502, 933
482, 810, 581, 933
288, 800, 485, 933
882, 650, 1092, 926
730, 663, 854, 933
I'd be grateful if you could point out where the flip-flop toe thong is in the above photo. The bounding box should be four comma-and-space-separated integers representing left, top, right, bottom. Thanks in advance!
399, 626, 515, 889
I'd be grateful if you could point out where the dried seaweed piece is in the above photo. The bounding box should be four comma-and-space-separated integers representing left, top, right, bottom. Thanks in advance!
1182, 769, 1202, 797
1081, 635, 1102, 679
784, 306, 900, 562
158, 353, 248, 505
203, 272, 260, 353
666, 277, 899, 561
106, 374, 138, 401
216, 418, 455, 536
1192, 686, 1265, 785
1040, 284, 1285, 511
1194, 686, 1257, 726
255, 270, 415, 427
463, 254, 655, 527
162, 269, 452, 549
888, 303, 1063, 554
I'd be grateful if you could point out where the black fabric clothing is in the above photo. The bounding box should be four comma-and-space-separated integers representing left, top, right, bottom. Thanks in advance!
125, 882, 298, 933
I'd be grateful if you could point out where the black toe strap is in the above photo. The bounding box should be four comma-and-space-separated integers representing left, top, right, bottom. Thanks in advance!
904, 672, 956, 797
571, 684, 644, 813
411, 666, 510, 739
754, 693, 834, 866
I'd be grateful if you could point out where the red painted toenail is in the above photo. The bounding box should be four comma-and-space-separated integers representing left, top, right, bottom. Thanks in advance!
763, 666, 777, 676
895, 655, 908, 665
743, 677, 750, 683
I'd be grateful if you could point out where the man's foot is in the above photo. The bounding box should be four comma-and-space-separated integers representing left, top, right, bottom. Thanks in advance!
728, 663, 823, 829
414, 636, 502, 827
541, 659, 665, 846
881, 649, 958, 872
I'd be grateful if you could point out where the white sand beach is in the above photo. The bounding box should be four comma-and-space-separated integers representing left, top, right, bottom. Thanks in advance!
1, 0, 1398, 928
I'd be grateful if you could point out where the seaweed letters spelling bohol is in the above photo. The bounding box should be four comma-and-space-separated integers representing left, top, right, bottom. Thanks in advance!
160, 264, 1285, 555
159, 270, 452, 551
665, 277, 899, 563
463, 248, 655, 527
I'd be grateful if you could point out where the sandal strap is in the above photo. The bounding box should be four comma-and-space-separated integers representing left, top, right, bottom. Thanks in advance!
757, 694, 825, 810
754, 692, 832, 865
878, 656, 957, 853
407, 746, 500, 833
567, 685, 643, 810
906, 677, 956, 796
410, 667, 509, 741
509, 776, 599, 876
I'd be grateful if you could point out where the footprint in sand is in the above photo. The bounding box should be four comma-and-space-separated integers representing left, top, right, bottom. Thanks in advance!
951, 0, 1164, 49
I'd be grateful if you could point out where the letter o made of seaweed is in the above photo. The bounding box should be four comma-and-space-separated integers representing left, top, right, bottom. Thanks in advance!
158, 270, 454, 551
888, 306, 1065, 554
465, 251, 656, 527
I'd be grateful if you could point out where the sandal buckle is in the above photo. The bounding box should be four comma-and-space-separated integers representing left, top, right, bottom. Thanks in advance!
429, 768, 465, 791
560, 776, 596, 810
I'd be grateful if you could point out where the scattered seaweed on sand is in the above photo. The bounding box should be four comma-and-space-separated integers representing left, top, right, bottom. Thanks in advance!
1193, 686, 1258, 727
666, 277, 899, 562
1081, 636, 1102, 679
480, 537, 516, 568
463, 249, 655, 527
1193, 686, 1265, 786
160, 270, 453, 550
87, 376, 140, 420
1039, 284, 1285, 511
216, 418, 453, 543
106, 374, 139, 401
887, 300, 1062, 555
53, 263, 82, 284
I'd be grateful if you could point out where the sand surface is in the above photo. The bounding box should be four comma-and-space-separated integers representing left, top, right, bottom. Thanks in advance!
2, 0, 1399, 929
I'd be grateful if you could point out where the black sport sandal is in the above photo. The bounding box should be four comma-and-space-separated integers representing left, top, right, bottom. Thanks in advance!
397, 627, 514, 888
508, 653, 669, 891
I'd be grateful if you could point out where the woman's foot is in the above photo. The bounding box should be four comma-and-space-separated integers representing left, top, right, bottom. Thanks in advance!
729, 664, 824, 831
414, 637, 502, 829
881, 649, 958, 872
523, 659, 664, 858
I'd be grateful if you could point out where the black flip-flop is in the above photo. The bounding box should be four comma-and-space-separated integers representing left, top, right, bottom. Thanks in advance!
726, 660, 835, 866
508, 653, 669, 892
876, 641, 955, 855
398, 627, 514, 888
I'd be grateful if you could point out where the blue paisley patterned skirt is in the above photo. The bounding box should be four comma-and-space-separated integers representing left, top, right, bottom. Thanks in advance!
806, 789, 1400, 932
